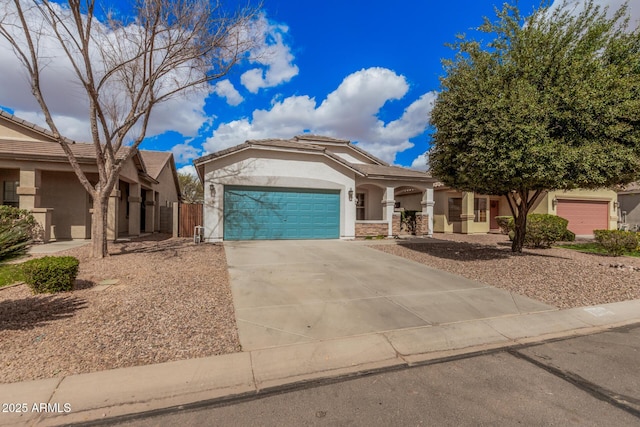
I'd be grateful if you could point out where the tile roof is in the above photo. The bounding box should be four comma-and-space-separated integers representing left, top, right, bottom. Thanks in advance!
139, 150, 173, 180
0, 138, 125, 163
349, 163, 434, 180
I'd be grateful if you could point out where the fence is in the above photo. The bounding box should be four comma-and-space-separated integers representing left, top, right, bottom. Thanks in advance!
178, 203, 203, 237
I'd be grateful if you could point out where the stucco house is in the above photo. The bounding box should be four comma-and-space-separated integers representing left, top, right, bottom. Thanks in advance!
0, 111, 180, 242
433, 185, 618, 237
617, 182, 640, 230
194, 135, 436, 242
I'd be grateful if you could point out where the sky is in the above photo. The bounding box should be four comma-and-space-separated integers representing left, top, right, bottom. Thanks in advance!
1, 0, 639, 177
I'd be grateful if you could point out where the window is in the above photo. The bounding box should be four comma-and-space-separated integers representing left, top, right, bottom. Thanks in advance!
356, 193, 365, 220
474, 198, 487, 222
448, 198, 462, 221
3, 181, 19, 207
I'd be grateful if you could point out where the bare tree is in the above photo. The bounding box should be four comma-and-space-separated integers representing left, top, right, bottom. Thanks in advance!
0, 0, 260, 258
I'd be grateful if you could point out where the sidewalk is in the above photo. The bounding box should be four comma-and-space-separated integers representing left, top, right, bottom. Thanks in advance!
28, 240, 90, 255
1, 299, 638, 426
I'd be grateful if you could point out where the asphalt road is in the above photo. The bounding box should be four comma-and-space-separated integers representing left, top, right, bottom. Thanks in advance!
103, 324, 640, 427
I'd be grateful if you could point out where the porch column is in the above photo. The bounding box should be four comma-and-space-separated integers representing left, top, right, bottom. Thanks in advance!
144, 189, 155, 233
16, 167, 41, 210
128, 183, 141, 236
107, 187, 120, 241
421, 188, 434, 237
460, 191, 475, 234
382, 186, 395, 237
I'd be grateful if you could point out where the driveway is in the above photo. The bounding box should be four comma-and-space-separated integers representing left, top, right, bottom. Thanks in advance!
225, 240, 553, 351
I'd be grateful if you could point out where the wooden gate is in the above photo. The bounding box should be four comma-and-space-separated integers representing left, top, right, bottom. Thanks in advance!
179, 203, 203, 237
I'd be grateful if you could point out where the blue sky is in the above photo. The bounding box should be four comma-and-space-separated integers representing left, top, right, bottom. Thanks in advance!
1, 0, 637, 175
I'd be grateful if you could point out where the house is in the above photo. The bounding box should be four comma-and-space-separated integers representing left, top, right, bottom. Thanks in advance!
617, 182, 640, 230
433, 185, 618, 237
193, 135, 436, 242
0, 111, 180, 242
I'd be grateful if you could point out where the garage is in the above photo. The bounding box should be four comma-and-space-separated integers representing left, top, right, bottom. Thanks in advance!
223, 186, 340, 240
556, 200, 609, 236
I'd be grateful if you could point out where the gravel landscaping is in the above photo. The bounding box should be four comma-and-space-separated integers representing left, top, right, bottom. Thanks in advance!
0, 234, 240, 384
371, 233, 640, 309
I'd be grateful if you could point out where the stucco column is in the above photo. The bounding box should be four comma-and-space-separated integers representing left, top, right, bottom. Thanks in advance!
128, 183, 141, 236
382, 186, 395, 237
144, 189, 155, 233
107, 187, 120, 241
460, 191, 475, 234
422, 188, 434, 237
16, 167, 41, 210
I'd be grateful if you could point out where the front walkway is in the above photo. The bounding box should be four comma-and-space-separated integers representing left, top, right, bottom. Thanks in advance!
224, 240, 552, 351
28, 239, 90, 254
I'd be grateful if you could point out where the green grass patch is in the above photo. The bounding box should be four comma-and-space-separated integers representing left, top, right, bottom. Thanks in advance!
558, 243, 640, 257
0, 263, 25, 287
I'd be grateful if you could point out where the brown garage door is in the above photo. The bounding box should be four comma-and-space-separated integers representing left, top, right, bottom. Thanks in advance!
556, 200, 609, 236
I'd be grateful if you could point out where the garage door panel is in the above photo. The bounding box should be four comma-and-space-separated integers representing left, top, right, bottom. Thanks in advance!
224, 186, 340, 240
557, 200, 608, 235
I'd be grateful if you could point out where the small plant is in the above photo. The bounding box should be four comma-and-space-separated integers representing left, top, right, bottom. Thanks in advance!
524, 214, 569, 248
495, 216, 512, 235
22, 256, 79, 294
0, 206, 41, 261
505, 214, 572, 247
593, 230, 639, 256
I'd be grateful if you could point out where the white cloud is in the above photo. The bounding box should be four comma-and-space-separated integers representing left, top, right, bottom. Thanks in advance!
240, 16, 299, 93
0, 1, 230, 143
548, 0, 640, 26
204, 67, 436, 163
171, 142, 201, 164
177, 165, 197, 177
212, 80, 244, 106
409, 153, 429, 171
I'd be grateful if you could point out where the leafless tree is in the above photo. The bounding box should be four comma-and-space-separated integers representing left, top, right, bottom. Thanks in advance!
0, 0, 260, 257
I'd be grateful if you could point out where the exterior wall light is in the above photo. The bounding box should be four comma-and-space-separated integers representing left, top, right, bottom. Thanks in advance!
209, 183, 215, 197
613, 201, 619, 210
348, 188, 353, 201
552, 197, 558, 209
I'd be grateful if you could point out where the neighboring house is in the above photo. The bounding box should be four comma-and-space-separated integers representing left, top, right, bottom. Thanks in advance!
0, 111, 180, 242
617, 182, 640, 230
194, 135, 436, 242
433, 185, 618, 237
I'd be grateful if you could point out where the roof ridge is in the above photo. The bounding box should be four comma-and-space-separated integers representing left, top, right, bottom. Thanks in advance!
0, 110, 77, 145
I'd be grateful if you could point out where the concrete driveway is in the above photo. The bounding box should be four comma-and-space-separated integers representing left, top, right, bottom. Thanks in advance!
225, 240, 553, 351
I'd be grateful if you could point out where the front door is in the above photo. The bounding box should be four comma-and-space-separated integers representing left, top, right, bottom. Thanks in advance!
490, 200, 499, 230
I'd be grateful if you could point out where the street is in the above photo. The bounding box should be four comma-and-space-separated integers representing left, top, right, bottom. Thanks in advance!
104, 324, 640, 427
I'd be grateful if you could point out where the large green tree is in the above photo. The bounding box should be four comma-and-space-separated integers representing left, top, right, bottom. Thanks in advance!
429, 0, 640, 252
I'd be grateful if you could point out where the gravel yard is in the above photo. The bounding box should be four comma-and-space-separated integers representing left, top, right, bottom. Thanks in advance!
371, 233, 640, 309
0, 234, 240, 384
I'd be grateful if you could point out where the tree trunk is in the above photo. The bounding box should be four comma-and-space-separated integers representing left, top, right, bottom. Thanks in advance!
91, 194, 110, 259
511, 206, 528, 253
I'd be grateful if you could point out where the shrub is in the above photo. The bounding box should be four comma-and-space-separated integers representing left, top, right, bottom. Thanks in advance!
524, 214, 568, 248
0, 206, 42, 262
22, 256, 79, 294
504, 214, 572, 247
562, 229, 576, 242
495, 216, 512, 234
593, 230, 639, 256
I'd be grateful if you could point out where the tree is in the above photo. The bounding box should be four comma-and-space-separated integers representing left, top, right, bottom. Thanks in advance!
178, 172, 203, 204
0, 0, 260, 258
429, 0, 640, 252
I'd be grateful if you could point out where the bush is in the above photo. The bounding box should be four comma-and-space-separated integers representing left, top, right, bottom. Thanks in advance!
504, 214, 572, 247
22, 256, 79, 294
593, 230, 639, 256
524, 214, 568, 248
495, 216, 512, 235
0, 206, 40, 262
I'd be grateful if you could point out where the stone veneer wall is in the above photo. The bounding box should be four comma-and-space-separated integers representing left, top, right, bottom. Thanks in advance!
415, 213, 429, 236
355, 222, 388, 237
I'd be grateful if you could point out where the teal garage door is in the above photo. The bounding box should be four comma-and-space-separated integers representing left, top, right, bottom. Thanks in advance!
223, 186, 340, 240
